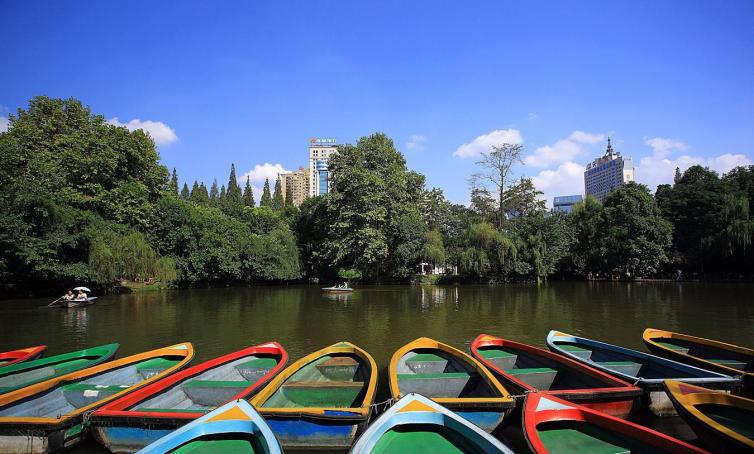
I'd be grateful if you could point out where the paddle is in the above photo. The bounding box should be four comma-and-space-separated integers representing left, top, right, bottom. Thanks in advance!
47, 296, 65, 307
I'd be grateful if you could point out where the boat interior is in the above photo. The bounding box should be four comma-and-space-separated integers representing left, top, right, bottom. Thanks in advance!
165, 433, 268, 454
696, 403, 754, 438
0, 349, 112, 392
396, 349, 496, 399
132, 354, 280, 413
556, 342, 704, 379
653, 338, 752, 372
536, 420, 673, 454
371, 424, 489, 454
262, 353, 369, 408
0, 356, 183, 418
476, 346, 612, 391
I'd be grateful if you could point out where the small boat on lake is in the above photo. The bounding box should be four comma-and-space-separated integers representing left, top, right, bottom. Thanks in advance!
0, 342, 193, 453
250, 341, 377, 450
322, 284, 354, 294
0, 346, 46, 368
644, 328, 754, 397
0, 343, 119, 394
90, 342, 288, 452
664, 379, 754, 453
389, 337, 515, 433
61, 297, 97, 308
137, 399, 282, 454
522, 392, 707, 453
471, 334, 642, 419
547, 330, 740, 415
350, 393, 515, 454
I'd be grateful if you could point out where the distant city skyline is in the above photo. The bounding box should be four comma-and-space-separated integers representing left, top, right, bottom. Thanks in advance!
2, 1, 752, 206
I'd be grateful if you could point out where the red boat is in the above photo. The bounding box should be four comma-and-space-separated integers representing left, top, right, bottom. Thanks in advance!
88, 342, 288, 453
522, 392, 708, 453
471, 334, 642, 418
0, 345, 46, 368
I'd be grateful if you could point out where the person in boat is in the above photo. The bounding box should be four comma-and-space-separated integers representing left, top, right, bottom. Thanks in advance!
75, 289, 87, 301
63, 290, 74, 301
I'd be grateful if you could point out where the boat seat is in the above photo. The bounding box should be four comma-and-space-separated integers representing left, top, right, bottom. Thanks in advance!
135, 358, 181, 379
478, 348, 517, 370
708, 358, 747, 370
280, 380, 364, 407
595, 361, 643, 376
506, 367, 558, 390
54, 359, 95, 375
559, 344, 593, 360
397, 372, 472, 398
183, 380, 254, 407
61, 383, 130, 407
316, 356, 359, 380
235, 357, 278, 381
656, 342, 690, 354
405, 353, 448, 374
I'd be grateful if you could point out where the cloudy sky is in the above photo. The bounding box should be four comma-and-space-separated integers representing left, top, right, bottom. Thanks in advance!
1, 1, 752, 205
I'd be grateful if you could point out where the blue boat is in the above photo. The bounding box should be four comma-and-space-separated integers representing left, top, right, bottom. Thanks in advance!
350, 393, 514, 453
137, 399, 281, 454
547, 330, 740, 415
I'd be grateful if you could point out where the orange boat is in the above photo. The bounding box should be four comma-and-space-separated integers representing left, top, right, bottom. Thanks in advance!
0, 346, 46, 368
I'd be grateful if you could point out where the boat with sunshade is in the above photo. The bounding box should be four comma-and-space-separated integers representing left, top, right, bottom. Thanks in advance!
664, 379, 754, 453
522, 392, 708, 453
389, 337, 515, 433
89, 342, 288, 452
0, 343, 119, 394
137, 399, 282, 454
470, 334, 642, 419
350, 393, 515, 453
0, 342, 193, 453
250, 341, 377, 450
644, 328, 753, 397
0, 346, 46, 368
547, 330, 739, 415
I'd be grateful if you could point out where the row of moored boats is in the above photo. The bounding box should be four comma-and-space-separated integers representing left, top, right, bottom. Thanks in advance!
0, 328, 751, 453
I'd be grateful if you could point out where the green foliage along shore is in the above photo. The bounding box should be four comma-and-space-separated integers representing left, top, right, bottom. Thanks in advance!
1, 96, 753, 296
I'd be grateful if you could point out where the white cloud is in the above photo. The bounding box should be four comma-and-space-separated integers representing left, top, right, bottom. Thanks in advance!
637, 137, 751, 190
108, 117, 178, 145
453, 129, 523, 159
406, 134, 427, 151
524, 130, 605, 167
240, 163, 291, 185
530, 161, 585, 208
0, 116, 8, 133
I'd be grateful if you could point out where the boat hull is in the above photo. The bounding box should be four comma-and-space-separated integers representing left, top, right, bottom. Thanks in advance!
0, 346, 46, 368
264, 412, 367, 450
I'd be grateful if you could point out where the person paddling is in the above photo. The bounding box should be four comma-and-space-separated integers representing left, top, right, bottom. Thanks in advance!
63, 290, 74, 301
76, 290, 87, 301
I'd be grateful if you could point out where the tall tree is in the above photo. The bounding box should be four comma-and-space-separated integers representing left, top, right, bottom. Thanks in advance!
219, 184, 226, 201
192, 182, 209, 206
260, 178, 272, 207
180, 183, 190, 200
225, 164, 243, 210
242, 176, 255, 207
285, 181, 294, 207
566, 196, 604, 276
169, 168, 179, 195
209, 179, 219, 206
272, 177, 284, 210
470, 143, 523, 230
502, 178, 546, 217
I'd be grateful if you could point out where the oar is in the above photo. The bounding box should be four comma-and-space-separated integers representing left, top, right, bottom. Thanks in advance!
47, 296, 64, 307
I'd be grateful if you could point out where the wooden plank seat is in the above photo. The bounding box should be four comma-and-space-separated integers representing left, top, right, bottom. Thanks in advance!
235, 357, 278, 381
397, 372, 472, 398
506, 367, 558, 390
707, 358, 747, 370
478, 348, 517, 370
315, 356, 359, 380
61, 383, 130, 408
405, 353, 448, 374
280, 380, 364, 407
655, 341, 690, 354
595, 361, 643, 377
559, 344, 593, 360
135, 358, 181, 379
183, 380, 254, 407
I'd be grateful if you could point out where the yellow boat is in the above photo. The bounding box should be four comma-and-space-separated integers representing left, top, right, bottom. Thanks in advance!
0, 342, 193, 453
389, 337, 515, 433
664, 379, 754, 452
250, 341, 377, 450
644, 328, 753, 396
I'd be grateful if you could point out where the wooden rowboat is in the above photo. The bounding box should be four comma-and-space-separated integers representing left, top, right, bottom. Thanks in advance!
322, 286, 354, 294
522, 392, 708, 453
664, 379, 754, 453
350, 393, 515, 453
471, 334, 642, 419
137, 399, 282, 454
644, 328, 753, 397
60, 297, 97, 308
0, 346, 46, 368
547, 330, 739, 415
250, 341, 377, 450
0, 343, 119, 394
389, 337, 515, 433
89, 342, 288, 452
0, 342, 193, 453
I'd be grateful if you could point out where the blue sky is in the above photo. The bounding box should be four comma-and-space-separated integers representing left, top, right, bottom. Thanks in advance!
2, 1, 753, 205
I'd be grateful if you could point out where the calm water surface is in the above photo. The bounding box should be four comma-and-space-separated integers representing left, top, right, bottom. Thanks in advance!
1, 282, 752, 451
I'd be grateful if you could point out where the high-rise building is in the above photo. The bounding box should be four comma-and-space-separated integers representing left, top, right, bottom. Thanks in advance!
584, 138, 634, 202
553, 194, 583, 213
279, 166, 309, 207
308, 138, 338, 197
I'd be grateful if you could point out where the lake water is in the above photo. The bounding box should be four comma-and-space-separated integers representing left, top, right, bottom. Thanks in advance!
2, 282, 752, 451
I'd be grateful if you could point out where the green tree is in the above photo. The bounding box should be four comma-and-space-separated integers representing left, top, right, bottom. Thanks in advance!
209, 179, 219, 206
169, 168, 179, 195
180, 183, 190, 200
566, 196, 604, 276
421, 230, 446, 265
224, 164, 243, 215
272, 177, 284, 210
285, 181, 294, 207
260, 178, 272, 207
242, 176, 255, 207
470, 143, 524, 229
503, 178, 546, 217
190, 181, 209, 206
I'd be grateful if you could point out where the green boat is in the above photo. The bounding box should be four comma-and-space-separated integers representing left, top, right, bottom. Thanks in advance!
0, 343, 119, 394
